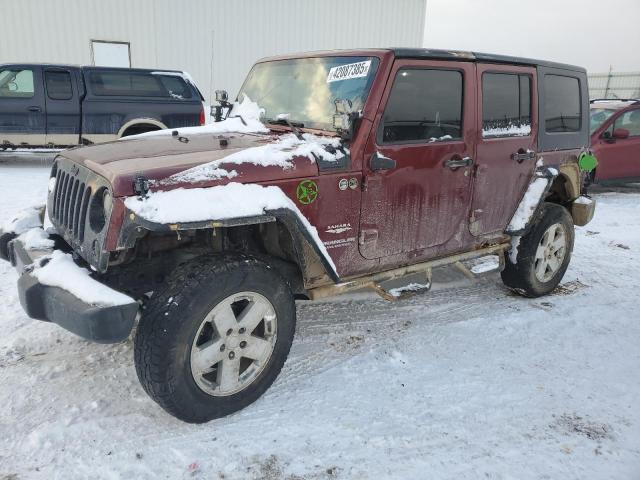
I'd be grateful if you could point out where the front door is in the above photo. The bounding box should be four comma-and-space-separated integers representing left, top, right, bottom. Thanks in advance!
470, 64, 538, 236
359, 60, 476, 260
597, 107, 640, 180
0, 65, 46, 146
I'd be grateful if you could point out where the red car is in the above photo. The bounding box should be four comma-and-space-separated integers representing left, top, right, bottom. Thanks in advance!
589, 99, 640, 183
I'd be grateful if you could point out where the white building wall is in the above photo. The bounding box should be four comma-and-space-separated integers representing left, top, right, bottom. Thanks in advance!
0, 0, 426, 100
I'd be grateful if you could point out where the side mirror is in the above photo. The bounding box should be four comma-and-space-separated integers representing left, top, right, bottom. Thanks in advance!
612, 128, 630, 140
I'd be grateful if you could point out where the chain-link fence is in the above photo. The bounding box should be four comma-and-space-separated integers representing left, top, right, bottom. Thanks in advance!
588, 71, 640, 100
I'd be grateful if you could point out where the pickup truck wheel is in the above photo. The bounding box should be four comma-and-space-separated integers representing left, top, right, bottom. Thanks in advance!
134, 254, 296, 423
501, 202, 574, 298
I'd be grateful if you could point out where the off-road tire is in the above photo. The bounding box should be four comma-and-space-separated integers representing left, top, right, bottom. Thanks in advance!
134, 253, 296, 423
501, 202, 574, 298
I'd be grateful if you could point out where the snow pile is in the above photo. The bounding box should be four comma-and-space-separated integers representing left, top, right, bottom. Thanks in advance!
506, 174, 553, 232
508, 235, 522, 264
32, 251, 134, 307
121, 95, 269, 140
160, 167, 239, 185
124, 183, 336, 274
165, 133, 345, 184
483, 123, 532, 138
388, 283, 430, 297
470, 255, 500, 274
2, 206, 42, 234
18, 228, 54, 251
574, 195, 593, 205
429, 134, 453, 143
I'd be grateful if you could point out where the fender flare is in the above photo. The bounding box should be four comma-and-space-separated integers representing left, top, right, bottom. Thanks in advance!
118, 207, 339, 286
117, 118, 168, 138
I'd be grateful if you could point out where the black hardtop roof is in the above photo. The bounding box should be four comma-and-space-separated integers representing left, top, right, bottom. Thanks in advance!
392, 48, 586, 73
0, 63, 184, 74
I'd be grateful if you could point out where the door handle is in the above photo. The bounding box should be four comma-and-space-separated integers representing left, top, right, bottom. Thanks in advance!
444, 155, 473, 170
27, 106, 42, 112
511, 149, 536, 163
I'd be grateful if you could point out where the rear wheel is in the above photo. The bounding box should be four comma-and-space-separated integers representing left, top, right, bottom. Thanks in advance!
134, 254, 296, 423
501, 202, 574, 297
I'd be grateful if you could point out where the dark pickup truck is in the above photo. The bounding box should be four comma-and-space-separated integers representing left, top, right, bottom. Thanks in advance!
0, 64, 206, 149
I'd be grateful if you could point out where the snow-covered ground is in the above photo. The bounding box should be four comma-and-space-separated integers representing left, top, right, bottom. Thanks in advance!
1, 164, 639, 480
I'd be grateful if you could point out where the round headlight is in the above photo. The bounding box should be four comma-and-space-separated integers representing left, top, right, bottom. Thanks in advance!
89, 187, 108, 233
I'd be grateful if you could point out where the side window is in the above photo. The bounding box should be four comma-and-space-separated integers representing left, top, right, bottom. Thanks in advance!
614, 110, 640, 137
482, 73, 532, 137
544, 75, 581, 133
89, 71, 167, 97
381, 69, 463, 144
157, 75, 192, 99
45, 71, 73, 100
0, 69, 35, 98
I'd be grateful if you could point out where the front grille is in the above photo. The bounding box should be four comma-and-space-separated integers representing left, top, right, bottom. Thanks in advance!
51, 167, 92, 243
47, 157, 113, 272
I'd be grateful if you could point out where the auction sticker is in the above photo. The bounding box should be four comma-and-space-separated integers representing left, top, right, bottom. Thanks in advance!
327, 60, 371, 83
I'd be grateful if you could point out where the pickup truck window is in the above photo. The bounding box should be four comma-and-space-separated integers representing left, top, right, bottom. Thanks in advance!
381, 68, 462, 144
88, 71, 190, 98
0, 68, 35, 98
45, 71, 73, 100
157, 75, 193, 99
544, 74, 581, 133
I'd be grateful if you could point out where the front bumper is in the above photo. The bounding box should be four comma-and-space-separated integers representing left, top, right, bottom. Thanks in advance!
0, 225, 138, 344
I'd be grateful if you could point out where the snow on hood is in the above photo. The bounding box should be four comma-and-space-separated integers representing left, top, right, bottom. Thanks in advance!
121, 94, 269, 140
163, 132, 345, 185
124, 182, 337, 274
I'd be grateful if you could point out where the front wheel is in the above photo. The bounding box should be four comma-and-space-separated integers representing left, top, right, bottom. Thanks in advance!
134, 254, 296, 423
501, 202, 574, 297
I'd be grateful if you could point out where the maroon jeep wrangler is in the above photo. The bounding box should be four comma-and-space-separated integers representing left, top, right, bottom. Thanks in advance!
0, 49, 595, 423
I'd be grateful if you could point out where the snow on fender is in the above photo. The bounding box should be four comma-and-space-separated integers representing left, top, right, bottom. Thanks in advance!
124, 182, 338, 276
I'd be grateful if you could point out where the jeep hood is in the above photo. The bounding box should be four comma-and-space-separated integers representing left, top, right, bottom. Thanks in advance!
58, 132, 320, 196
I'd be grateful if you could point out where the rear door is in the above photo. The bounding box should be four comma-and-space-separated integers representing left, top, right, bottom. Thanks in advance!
470, 64, 538, 236
0, 65, 46, 146
44, 67, 81, 146
359, 59, 476, 259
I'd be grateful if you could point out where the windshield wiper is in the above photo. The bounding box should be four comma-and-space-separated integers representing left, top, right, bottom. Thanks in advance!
266, 117, 305, 140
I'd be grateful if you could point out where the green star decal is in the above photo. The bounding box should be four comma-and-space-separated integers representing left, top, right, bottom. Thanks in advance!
296, 179, 318, 205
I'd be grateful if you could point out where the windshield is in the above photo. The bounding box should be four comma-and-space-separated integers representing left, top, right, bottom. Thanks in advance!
590, 108, 616, 133
237, 56, 379, 131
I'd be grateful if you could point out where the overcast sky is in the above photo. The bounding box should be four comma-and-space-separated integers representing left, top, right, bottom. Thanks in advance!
424, 0, 639, 73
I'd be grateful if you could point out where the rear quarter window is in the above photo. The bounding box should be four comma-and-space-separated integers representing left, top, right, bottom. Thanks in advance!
88, 71, 191, 99
544, 75, 581, 133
